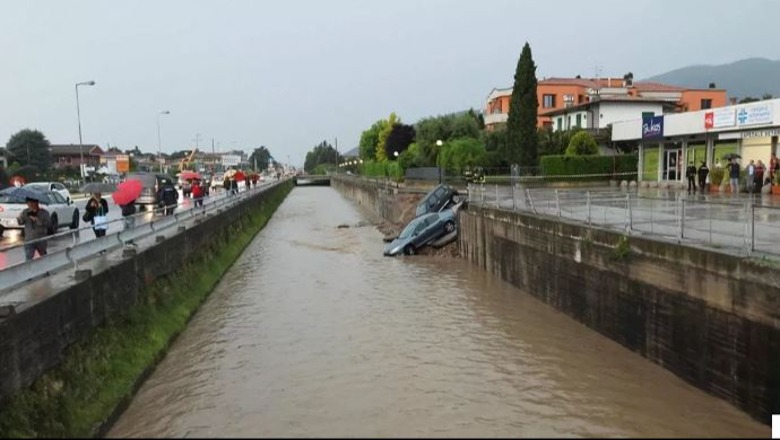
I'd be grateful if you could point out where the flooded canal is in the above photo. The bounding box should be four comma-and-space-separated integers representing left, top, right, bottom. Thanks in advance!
109, 187, 768, 438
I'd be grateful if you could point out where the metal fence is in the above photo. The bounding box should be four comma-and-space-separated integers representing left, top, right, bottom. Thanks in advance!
466, 183, 780, 257
0, 180, 283, 295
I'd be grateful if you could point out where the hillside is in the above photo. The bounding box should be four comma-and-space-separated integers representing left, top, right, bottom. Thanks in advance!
644, 57, 780, 99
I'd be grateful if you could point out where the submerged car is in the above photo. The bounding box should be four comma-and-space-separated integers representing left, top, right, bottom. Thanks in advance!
384, 210, 457, 256
415, 183, 461, 218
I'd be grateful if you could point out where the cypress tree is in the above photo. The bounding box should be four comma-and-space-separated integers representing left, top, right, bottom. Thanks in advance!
505, 42, 538, 167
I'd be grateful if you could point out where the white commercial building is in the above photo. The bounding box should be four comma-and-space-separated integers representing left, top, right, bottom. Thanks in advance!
612, 99, 780, 183
543, 97, 675, 132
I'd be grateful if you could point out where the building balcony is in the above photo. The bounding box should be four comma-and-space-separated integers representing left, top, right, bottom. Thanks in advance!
484, 112, 508, 126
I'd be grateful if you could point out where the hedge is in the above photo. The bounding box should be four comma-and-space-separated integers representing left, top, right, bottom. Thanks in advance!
360, 160, 403, 181
540, 155, 638, 181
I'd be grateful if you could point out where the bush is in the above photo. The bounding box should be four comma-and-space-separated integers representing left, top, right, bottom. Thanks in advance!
709, 167, 725, 186
565, 131, 599, 156
360, 160, 403, 181
540, 154, 637, 181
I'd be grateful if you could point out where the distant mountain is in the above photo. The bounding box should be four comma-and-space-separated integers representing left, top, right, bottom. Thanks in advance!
644, 57, 780, 99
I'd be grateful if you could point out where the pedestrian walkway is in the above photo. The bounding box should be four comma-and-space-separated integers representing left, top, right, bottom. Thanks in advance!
467, 183, 780, 258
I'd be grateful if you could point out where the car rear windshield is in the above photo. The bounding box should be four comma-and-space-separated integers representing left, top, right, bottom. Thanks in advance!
0, 194, 25, 204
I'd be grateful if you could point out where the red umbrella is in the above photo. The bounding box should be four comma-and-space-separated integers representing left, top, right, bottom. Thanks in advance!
179, 171, 200, 180
9, 176, 26, 187
112, 179, 143, 206
234, 170, 246, 182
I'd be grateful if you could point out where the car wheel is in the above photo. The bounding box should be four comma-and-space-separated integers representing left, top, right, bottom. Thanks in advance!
444, 220, 455, 233
70, 209, 79, 229
451, 193, 461, 204
50, 214, 58, 232
404, 244, 416, 256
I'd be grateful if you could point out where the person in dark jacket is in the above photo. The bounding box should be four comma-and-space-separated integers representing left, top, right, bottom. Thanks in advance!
157, 183, 179, 216
84, 192, 109, 238
697, 161, 709, 193
728, 159, 741, 195
120, 199, 137, 231
17, 197, 52, 260
685, 162, 697, 193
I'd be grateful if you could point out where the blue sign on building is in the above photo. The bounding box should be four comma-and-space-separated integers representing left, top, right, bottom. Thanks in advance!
642, 115, 664, 140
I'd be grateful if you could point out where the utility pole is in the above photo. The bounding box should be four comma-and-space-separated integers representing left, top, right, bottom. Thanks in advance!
193, 133, 202, 151
335, 137, 339, 170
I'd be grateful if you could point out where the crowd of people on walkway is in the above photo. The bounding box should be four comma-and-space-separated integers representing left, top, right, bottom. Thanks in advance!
685, 152, 780, 196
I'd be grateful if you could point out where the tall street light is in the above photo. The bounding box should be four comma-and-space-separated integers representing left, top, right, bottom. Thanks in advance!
75, 80, 96, 181
157, 110, 171, 172
436, 139, 444, 184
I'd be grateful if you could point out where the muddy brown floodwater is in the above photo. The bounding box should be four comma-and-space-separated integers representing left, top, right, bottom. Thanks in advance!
109, 187, 768, 438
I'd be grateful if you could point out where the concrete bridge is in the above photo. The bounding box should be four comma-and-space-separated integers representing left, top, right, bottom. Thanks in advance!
293, 174, 331, 186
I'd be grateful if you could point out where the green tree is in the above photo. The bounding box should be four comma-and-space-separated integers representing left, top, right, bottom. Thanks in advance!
304, 140, 340, 173
504, 42, 539, 167
249, 146, 273, 170
5, 129, 52, 171
565, 131, 599, 156
451, 113, 480, 139
438, 138, 487, 170
376, 112, 399, 162
397, 142, 425, 170
358, 120, 386, 161
538, 126, 578, 157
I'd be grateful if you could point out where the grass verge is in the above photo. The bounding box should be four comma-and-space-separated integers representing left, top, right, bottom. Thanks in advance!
0, 182, 292, 438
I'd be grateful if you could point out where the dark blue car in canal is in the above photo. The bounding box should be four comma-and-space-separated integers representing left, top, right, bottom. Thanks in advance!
383, 210, 457, 256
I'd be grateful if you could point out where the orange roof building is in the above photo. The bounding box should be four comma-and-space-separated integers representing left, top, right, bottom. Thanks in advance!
484, 77, 728, 130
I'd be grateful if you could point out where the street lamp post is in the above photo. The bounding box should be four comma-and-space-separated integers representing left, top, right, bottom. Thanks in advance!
157, 110, 171, 172
436, 139, 443, 184
75, 80, 96, 182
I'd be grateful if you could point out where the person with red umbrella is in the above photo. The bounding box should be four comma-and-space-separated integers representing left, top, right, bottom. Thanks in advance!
112, 179, 143, 230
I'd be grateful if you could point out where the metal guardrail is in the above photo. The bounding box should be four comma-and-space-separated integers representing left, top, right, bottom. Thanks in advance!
466, 183, 780, 258
0, 180, 284, 295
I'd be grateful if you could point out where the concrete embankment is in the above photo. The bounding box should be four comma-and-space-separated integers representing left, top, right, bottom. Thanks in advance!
332, 176, 779, 425
0, 180, 293, 437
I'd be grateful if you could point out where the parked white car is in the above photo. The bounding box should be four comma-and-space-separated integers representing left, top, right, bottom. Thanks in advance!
24, 182, 72, 204
0, 188, 80, 237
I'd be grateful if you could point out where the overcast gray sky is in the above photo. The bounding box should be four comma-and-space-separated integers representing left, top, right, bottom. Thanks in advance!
1, 0, 778, 166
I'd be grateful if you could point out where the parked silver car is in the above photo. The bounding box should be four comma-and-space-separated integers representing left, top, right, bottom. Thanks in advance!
0, 188, 80, 237
384, 210, 457, 256
24, 181, 72, 204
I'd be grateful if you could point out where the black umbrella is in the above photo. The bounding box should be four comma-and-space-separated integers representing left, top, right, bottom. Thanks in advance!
80, 182, 117, 194
0, 186, 49, 203
722, 153, 742, 160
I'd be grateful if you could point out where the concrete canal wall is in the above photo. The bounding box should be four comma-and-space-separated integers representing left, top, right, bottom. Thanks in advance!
0, 181, 292, 437
333, 176, 779, 425
331, 176, 424, 226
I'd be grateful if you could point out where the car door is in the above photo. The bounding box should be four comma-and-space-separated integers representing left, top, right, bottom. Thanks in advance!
49, 192, 72, 225
54, 183, 70, 202
414, 214, 440, 246
433, 187, 449, 212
